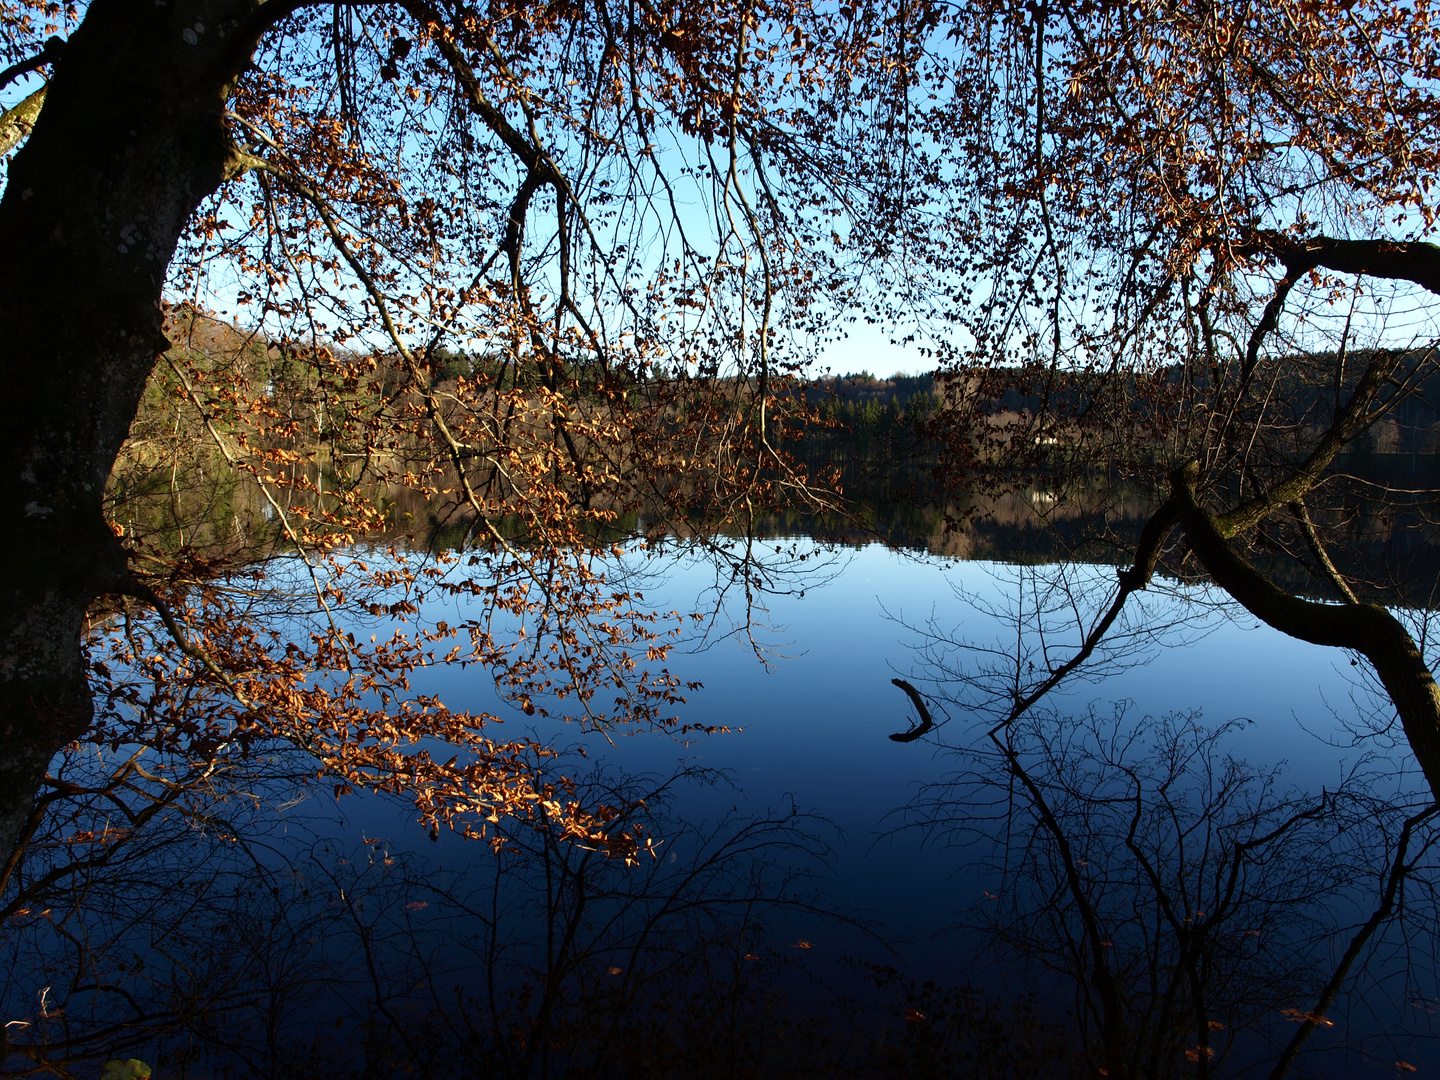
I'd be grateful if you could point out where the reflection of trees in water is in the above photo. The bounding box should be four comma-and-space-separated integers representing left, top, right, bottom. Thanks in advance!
792, 477, 1440, 611
22, 548, 1440, 1077
0, 733, 1081, 1079
0, 736, 326, 1072
893, 564, 1440, 1079
0, 749, 843, 1077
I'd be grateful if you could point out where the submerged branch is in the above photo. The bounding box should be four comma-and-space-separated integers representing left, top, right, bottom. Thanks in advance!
888, 678, 934, 742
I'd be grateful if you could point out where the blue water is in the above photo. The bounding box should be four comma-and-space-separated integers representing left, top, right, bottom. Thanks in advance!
46, 540, 1437, 1076
378, 541, 1417, 974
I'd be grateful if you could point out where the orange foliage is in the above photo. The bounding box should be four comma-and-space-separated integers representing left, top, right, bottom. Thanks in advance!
0, 0, 914, 857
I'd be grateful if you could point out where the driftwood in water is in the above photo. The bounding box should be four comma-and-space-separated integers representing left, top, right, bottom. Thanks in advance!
888, 678, 934, 742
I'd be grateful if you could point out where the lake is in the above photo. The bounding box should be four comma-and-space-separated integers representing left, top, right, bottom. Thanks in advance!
329, 537, 1439, 1077
8, 535, 1439, 1079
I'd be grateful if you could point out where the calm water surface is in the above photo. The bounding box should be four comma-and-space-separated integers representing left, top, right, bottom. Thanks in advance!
36, 538, 1427, 1077
334, 540, 1435, 1072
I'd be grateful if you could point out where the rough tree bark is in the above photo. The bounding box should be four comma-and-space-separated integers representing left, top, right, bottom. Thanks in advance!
0, 0, 267, 854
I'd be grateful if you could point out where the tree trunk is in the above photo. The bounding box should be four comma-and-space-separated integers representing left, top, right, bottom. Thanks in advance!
0, 0, 262, 856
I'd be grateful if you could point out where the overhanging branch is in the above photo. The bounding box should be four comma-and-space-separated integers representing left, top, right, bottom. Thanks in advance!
1214, 347, 1405, 537
1172, 461, 1440, 802
1232, 231, 1440, 299
0, 36, 64, 96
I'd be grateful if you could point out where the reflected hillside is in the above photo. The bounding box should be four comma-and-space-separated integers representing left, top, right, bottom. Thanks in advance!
109, 430, 1440, 612
106, 322, 1440, 615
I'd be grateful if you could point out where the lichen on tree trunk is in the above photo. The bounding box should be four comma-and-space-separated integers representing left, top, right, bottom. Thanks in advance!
0, 86, 46, 159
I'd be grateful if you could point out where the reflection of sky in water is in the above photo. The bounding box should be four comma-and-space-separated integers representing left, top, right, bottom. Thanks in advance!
383, 542, 1413, 984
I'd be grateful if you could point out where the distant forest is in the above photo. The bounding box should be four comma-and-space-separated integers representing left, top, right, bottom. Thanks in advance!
108, 317, 1440, 592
